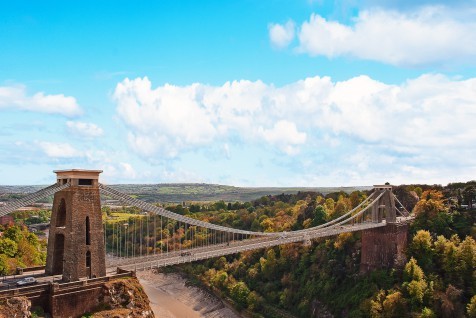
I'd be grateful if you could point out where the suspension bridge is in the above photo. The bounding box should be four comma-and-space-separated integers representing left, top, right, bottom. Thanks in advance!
0, 169, 413, 281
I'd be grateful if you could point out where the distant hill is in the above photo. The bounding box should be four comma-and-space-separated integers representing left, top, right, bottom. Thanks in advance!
0, 183, 372, 203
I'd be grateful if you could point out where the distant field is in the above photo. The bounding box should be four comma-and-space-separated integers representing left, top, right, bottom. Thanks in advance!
104, 212, 144, 223
99, 183, 371, 203
0, 183, 371, 203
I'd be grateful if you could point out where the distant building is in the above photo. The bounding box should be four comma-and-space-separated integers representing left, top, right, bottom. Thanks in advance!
0, 215, 14, 226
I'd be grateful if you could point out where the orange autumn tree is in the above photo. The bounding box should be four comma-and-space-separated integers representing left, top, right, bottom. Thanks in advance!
412, 190, 452, 236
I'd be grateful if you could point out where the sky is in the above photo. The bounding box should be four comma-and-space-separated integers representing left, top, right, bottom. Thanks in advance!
1, 0, 476, 186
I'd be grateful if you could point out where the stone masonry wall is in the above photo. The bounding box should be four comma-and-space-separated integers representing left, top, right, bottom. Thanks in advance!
46, 186, 106, 281
360, 223, 409, 272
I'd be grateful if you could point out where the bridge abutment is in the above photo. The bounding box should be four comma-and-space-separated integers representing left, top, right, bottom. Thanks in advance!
360, 223, 408, 272
45, 170, 106, 282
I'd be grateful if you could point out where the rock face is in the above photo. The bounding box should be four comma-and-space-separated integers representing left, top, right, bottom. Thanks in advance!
93, 277, 155, 318
0, 296, 32, 318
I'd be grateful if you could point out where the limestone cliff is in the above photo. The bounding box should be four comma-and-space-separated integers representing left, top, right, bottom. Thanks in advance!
91, 277, 154, 318
0, 296, 32, 318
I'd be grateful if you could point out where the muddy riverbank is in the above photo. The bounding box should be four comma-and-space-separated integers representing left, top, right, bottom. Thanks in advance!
137, 271, 242, 318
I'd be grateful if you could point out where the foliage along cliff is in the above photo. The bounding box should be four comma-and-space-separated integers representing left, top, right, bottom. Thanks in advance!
0, 224, 46, 275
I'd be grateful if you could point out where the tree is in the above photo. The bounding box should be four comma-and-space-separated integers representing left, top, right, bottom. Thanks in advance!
420, 307, 436, 318
438, 284, 463, 318
458, 236, 476, 294
0, 238, 18, 258
349, 191, 365, 208
324, 198, 335, 219
311, 205, 327, 227
467, 295, 476, 318
409, 230, 434, 271
333, 195, 350, 218
382, 291, 407, 318
370, 290, 385, 318
3, 226, 23, 242
413, 190, 446, 216
404, 257, 425, 282
462, 186, 476, 208
0, 254, 8, 275
229, 282, 250, 309
211, 270, 228, 289
403, 258, 430, 309
247, 291, 263, 311
412, 190, 451, 235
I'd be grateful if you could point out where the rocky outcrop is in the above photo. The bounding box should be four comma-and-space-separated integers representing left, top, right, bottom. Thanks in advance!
93, 277, 154, 318
0, 296, 32, 318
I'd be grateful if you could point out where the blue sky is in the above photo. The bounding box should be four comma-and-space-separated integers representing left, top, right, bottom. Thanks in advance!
1, 0, 476, 186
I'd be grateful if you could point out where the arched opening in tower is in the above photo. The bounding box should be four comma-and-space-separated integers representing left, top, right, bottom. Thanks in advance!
85, 216, 91, 245
52, 233, 65, 275
56, 198, 67, 227
86, 251, 91, 268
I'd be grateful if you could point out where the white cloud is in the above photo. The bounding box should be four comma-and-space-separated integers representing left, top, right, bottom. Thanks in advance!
269, 20, 295, 48
260, 120, 306, 155
37, 141, 80, 158
113, 77, 310, 157
66, 121, 103, 138
113, 74, 476, 185
0, 85, 82, 116
286, 7, 476, 66
113, 77, 217, 157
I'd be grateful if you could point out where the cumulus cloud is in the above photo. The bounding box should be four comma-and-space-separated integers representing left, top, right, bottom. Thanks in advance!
272, 7, 476, 66
269, 20, 295, 48
113, 77, 309, 157
66, 121, 103, 138
37, 141, 80, 158
260, 120, 306, 155
113, 74, 476, 168
0, 85, 82, 116
113, 78, 217, 157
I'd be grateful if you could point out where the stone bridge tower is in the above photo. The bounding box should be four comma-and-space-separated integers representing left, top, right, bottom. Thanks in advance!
46, 169, 106, 282
371, 185, 396, 223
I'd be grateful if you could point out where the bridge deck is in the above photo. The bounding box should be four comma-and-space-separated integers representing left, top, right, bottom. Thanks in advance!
108, 221, 394, 271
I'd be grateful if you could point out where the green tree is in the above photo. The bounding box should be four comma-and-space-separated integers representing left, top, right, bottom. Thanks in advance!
370, 290, 385, 318
0, 254, 8, 275
467, 295, 476, 318
458, 236, 476, 294
410, 230, 434, 271
3, 226, 23, 242
214, 200, 227, 211
311, 205, 327, 227
403, 258, 430, 309
230, 282, 250, 309
0, 238, 18, 258
420, 307, 435, 318
247, 291, 262, 311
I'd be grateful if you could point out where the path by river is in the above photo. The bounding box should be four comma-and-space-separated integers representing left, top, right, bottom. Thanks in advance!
138, 271, 242, 318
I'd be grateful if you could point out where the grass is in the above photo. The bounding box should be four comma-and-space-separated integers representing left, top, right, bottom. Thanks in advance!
103, 212, 144, 223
